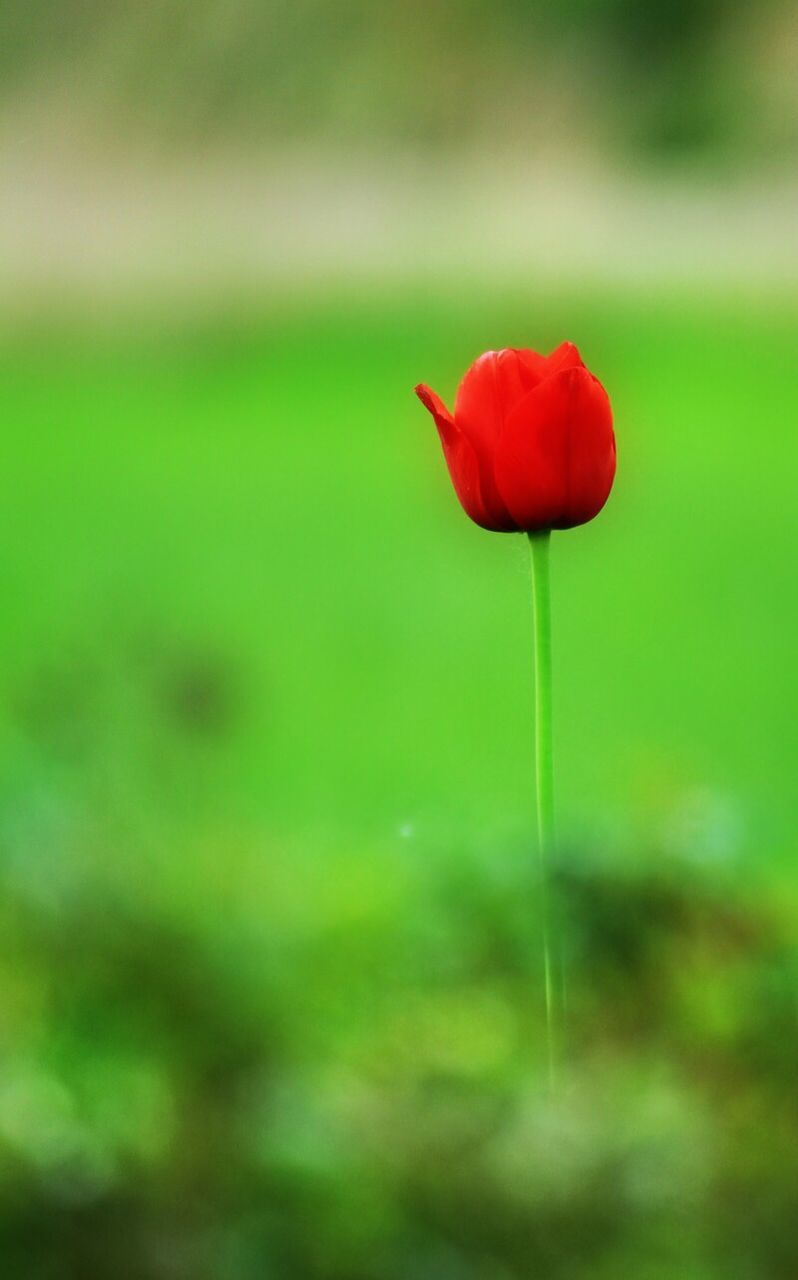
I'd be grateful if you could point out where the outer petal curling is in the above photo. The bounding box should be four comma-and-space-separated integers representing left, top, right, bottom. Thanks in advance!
415, 384, 518, 531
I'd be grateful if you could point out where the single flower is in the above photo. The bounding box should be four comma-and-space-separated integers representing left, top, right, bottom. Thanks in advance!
415, 344, 616, 532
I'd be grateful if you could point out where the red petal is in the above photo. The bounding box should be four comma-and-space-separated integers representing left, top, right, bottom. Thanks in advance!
415, 383, 518, 531
545, 342, 585, 375
494, 367, 616, 531
454, 349, 543, 453
415, 383, 455, 442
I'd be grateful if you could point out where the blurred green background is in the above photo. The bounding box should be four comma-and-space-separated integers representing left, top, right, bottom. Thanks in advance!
1, 3, 797, 1277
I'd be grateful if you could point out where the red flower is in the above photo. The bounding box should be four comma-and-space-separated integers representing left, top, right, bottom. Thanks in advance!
415, 344, 616, 532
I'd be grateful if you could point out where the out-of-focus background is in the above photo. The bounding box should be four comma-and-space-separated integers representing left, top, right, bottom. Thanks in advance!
1, 3, 797, 1277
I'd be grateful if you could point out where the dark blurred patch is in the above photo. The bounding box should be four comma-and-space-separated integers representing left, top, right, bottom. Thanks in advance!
9, 630, 246, 803
156, 650, 240, 740
555, 853, 771, 1042
606, 0, 728, 61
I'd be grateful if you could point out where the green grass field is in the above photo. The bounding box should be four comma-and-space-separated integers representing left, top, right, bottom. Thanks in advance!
1, 289, 796, 1276
2, 290, 795, 865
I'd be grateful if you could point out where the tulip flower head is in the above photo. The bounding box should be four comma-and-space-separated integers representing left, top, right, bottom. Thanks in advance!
415, 344, 615, 532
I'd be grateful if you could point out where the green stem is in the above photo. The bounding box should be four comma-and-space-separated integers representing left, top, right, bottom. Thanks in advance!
527, 530, 556, 1089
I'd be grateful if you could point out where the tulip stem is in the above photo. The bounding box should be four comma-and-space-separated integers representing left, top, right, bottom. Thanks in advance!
527, 530, 556, 1090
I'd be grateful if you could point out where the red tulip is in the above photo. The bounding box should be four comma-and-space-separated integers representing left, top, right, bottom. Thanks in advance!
415, 344, 616, 532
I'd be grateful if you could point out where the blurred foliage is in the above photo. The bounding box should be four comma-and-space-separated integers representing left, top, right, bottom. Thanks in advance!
0, 0, 794, 159
1, 835, 797, 1279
